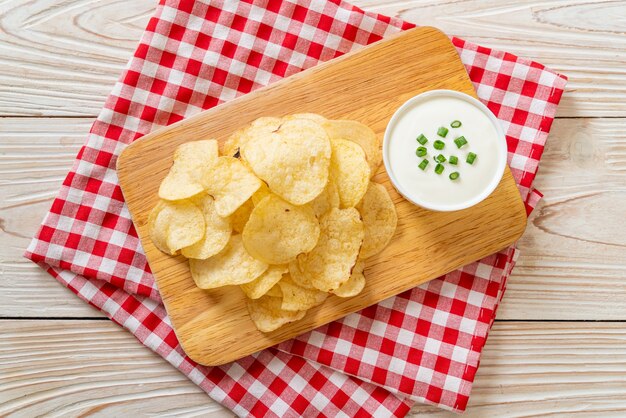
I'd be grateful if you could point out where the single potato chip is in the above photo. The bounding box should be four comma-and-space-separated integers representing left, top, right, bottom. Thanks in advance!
148, 199, 205, 255
292, 207, 364, 292
240, 264, 288, 299
246, 295, 305, 333
230, 199, 253, 234
310, 178, 340, 218
251, 182, 271, 205
203, 156, 262, 217
288, 254, 315, 289
223, 117, 282, 157
333, 259, 365, 297
241, 118, 331, 205
147, 201, 174, 255
243, 194, 320, 264
222, 129, 245, 158
357, 182, 398, 258
189, 235, 268, 289
322, 120, 381, 176
330, 138, 370, 208
265, 283, 283, 298
284, 113, 327, 123
159, 140, 218, 200
180, 194, 231, 259
278, 275, 327, 311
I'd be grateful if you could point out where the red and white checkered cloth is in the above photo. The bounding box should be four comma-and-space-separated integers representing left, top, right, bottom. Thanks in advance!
25, 0, 567, 415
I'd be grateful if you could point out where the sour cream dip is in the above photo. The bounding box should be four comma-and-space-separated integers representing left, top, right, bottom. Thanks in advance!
383, 90, 507, 211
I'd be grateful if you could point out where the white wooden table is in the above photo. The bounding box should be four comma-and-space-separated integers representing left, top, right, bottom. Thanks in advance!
2, 1, 625, 416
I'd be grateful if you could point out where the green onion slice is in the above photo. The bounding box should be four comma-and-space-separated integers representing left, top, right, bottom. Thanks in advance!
436, 154, 446, 163
449, 172, 460, 180
450, 120, 462, 128
419, 159, 429, 170
435, 163, 444, 175
416, 134, 428, 145
466, 152, 477, 164
454, 136, 468, 149
437, 127, 449, 138
416, 146, 427, 157
449, 155, 458, 165
433, 140, 445, 150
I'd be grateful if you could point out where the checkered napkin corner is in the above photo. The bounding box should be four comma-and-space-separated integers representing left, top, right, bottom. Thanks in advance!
24, 0, 567, 415
451, 36, 567, 202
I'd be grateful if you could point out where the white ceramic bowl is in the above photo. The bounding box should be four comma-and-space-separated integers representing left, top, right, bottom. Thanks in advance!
382, 89, 507, 212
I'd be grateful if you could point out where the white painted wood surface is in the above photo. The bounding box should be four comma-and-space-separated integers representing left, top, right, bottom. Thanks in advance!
1, 0, 624, 117
3, 321, 626, 417
2, 0, 625, 415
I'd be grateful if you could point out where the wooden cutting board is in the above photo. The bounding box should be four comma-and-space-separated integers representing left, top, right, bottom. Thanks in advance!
117, 27, 527, 366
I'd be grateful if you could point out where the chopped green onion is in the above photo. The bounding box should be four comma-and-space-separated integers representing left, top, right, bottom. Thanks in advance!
416, 134, 428, 145
433, 140, 445, 150
435, 163, 444, 175
454, 136, 468, 149
418, 159, 429, 171
450, 120, 462, 128
449, 155, 458, 165
437, 127, 449, 137
449, 172, 460, 180
466, 152, 477, 164
416, 146, 427, 157
436, 154, 446, 163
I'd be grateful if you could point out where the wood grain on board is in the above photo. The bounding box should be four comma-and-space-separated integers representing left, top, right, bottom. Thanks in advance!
1, 0, 624, 117
117, 27, 526, 365
3, 320, 626, 417
3, 118, 626, 320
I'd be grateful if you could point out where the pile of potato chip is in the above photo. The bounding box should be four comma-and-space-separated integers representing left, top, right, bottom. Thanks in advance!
149, 113, 397, 332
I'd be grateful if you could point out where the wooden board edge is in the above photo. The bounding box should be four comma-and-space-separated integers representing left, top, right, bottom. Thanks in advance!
115, 26, 530, 366
115, 27, 447, 174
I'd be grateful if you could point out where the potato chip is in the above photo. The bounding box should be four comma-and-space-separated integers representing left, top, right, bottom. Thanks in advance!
189, 235, 268, 289
180, 194, 231, 259
288, 255, 315, 289
284, 113, 327, 123
230, 199, 253, 234
278, 275, 327, 311
241, 118, 331, 205
330, 138, 370, 208
148, 199, 204, 255
265, 283, 283, 298
333, 259, 365, 297
147, 201, 174, 255
242, 194, 320, 264
223, 129, 245, 158
202, 156, 262, 217
322, 120, 381, 176
222, 117, 282, 157
310, 178, 340, 218
240, 264, 288, 299
292, 207, 364, 292
159, 140, 218, 200
251, 182, 271, 205
357, 182, 397, 258
246, 295, 305, 333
